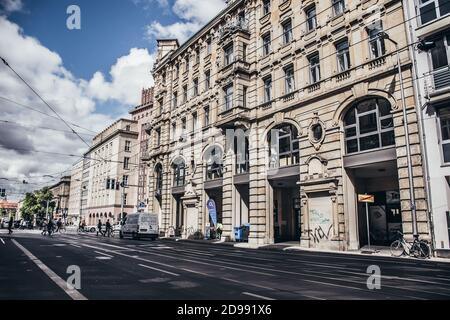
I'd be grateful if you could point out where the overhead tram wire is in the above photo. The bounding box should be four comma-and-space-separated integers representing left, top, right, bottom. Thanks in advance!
0, 119, 95, 137
0, 96, 97, 134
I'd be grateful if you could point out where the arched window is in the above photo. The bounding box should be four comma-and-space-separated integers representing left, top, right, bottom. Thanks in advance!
155, 163, 163, 198
205, 146, 223, 180
268, 124, 299, 168
344, 98, 394, 154
235, 136, 249, 174
173, 158, 186, 187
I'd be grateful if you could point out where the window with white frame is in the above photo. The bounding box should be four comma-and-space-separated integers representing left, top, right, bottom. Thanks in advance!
193, 78, 199, 96
284, 65, 295, 93
183, 85, 188, 103
344, 98, 394, 154
336, 39, 350, 72
124, 140, 131, 152
224, 43, 234, 65
332, 0, 345, 16
306, 5, 317, 32
439, 106, 450, 163
205, 70, 211, 90
309, 53, 321, 84
205, 146, 224, 180
418, 0, 450, 25
206, 39, 212, 54
173, 91, 178, 109
192, 112, 198, 132
224, 85, 234, 111
122, 175, 128, 187
204, 106, 210, 127
123, 157, 130, 170
268, 124, 299, 168
264, 76, 272, 102
282, 19, 293, 45
262, 32, 271, 56
368, 25, 386, 59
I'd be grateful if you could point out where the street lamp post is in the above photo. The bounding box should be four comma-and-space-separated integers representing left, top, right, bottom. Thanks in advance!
378, 31, 419, 238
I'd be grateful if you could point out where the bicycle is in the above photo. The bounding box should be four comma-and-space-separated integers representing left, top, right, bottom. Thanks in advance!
390, 231, 430, 259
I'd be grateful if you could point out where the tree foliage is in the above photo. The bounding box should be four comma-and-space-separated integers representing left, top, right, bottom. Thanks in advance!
20, 187, 55, 221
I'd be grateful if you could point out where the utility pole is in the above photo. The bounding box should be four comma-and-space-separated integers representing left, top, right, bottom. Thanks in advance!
45, 199, 49, 220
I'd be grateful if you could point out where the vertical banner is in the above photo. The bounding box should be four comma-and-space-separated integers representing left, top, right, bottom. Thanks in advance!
207, 199, 217, 227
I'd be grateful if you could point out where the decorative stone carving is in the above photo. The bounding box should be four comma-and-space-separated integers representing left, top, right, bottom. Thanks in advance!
308, 112, 326, 151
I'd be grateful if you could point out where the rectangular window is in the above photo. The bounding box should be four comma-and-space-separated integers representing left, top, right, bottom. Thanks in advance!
156, 128, 161, 146
263, 0, 271, 15
306, 5, 317, 31
284, 66, 295, 93
124, 140, 131, 152
123, 157, 130, 170
122, 175, 128, 187
158, 98, 164, 114
171, 122, 176, 141
224, 85, 234, 111
309, 53, 320, 83
183, 85, 188, 103
264, 76, 272, 102
204, 106, 210, 127
439, 107, 450, 163
173, 91, 178, 108
196, 48, 200, 64
336, 39, 350, 72
193, 78, 199, 96
282, 20, 293, 45
430, 35, 450, 90
205, 70, 211, 90
262, 33, 271, 56
243, 86, 248, 108
418, 0, 450, 25
224, 44, 234, 65
185, 56, 189, 72
123, 193, 127, 206
243, 43, 247, 61
368, 25, 386, 59
192, 112, 198, 132
207, 39, 212, 54
175, 63, 179, 78
332, 0, 345, 16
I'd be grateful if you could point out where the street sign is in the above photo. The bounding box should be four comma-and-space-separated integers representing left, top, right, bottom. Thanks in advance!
358, 194, 375, 203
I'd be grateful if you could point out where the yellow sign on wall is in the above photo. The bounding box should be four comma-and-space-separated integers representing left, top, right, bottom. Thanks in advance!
358, 194, 375, 203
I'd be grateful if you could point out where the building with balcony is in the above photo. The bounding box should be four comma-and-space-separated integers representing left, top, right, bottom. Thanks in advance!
82, 119, 139, 225
144, 0, 430, 250
405, 0, 450, 257
48, 176, 71, 222
130, 87, 154, 210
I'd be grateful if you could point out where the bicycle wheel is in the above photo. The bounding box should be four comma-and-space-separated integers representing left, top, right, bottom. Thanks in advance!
412, 242, 430, 259
390, 240, 404, 257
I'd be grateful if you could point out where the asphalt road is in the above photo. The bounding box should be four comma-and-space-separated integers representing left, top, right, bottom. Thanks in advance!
1, 230, 450, 300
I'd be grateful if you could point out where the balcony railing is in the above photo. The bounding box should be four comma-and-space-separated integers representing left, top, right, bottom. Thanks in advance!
219, 18, 249, 39
424, 66, 450, 97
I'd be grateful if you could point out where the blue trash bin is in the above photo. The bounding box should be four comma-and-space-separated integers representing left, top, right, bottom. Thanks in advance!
234, 226, 242, 242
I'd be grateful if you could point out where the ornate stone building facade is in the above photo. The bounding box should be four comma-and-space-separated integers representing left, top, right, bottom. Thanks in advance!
144, 0, 430, 250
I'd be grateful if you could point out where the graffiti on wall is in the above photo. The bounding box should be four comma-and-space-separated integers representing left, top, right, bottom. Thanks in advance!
308, 204, 333, 244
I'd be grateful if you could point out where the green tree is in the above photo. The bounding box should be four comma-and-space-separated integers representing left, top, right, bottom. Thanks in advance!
20, 187, 55, 222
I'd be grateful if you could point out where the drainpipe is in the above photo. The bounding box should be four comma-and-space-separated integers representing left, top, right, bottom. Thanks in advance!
402, 0, 435, 250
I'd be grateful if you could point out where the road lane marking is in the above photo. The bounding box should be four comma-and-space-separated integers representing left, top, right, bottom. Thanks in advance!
139, 264, 180, 276
242, 292, 274, 300
11, 239, 87, 301
0, 238, 5, 245
94, 251, 114, 258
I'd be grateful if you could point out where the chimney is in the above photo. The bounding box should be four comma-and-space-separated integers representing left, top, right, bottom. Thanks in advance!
156, 39, 179, 64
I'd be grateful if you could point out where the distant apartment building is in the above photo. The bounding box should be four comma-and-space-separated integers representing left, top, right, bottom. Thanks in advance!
405, 0, 450, 257
48, 176, 71, 221
129, 87, 154, 210
68, 159, 83, 225
82, 119, 139, 225
143, 0, 430, 251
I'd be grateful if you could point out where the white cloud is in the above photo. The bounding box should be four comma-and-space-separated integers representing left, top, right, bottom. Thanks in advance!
0, 0, 23, 13
85, 48, 155, 105
0, 16, 154, 200
146, 0, 226, 44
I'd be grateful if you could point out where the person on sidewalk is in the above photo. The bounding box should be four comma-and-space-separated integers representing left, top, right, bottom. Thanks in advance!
216, 222, 223, 240
105, 219, 112, 237
97, 219, 104, 236
47, 218, 54, 237
7, 216, 13, 235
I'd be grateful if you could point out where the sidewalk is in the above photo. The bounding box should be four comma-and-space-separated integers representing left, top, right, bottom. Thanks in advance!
160, 237, 450, 263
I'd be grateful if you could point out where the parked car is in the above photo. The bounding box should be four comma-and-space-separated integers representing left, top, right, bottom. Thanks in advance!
120, 212, 159, 240
0, 218, 10, 229
81, 225, 97, 233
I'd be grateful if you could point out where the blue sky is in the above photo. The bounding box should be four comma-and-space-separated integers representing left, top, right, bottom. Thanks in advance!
7, 0, 173, 79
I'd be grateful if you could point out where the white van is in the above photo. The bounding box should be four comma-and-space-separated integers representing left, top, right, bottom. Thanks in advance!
119, 212, 159, 240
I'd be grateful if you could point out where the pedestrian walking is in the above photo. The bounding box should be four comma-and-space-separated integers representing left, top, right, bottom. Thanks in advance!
47, 218, 54, 237
216, 222, 223, 240
97, 219, 104, 236
8, 216, 13, 235
105, 219, 112, 237
56, 218, 62, 233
